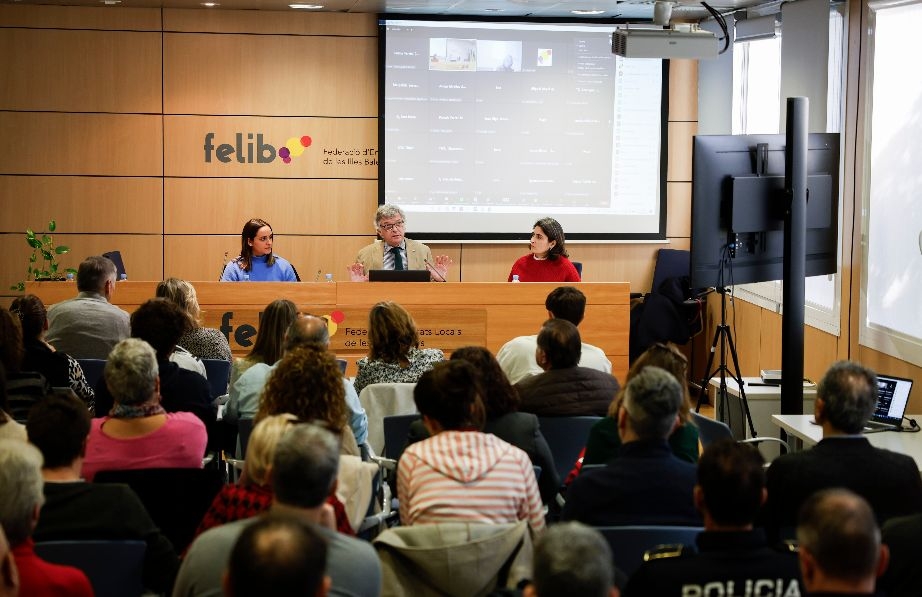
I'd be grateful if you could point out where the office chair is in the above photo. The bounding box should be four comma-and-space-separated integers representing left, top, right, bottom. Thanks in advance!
536, 416, 602, 482
596, 525, 703, 577
35, 540, 146, 597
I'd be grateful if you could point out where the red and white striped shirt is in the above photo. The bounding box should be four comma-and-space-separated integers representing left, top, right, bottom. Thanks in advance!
397, 430, 546, 533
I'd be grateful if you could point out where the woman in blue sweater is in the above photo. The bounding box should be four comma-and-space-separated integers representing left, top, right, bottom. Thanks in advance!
221, 218, 298, 282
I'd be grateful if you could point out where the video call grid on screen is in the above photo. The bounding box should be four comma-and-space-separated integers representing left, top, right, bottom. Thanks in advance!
379, 17, 667, 240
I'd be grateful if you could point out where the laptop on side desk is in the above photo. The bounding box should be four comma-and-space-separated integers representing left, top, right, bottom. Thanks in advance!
863, 374, 913, 433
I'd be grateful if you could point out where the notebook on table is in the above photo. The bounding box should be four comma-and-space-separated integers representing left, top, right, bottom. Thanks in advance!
368, 269, 430, 282
864, 374, 913, 432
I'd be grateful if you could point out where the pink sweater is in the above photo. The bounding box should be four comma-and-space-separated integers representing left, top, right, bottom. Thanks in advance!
82, 412, 208, 481
398, 430, 546, 533
507, 254, 581, 282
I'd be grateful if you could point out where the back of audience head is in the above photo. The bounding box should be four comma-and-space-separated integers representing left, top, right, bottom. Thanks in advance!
130, 298, 192, 361
104, 338, 159, 407
537, 318, 582, 369
0, 308, 23, 374
696, 439, 765, 527
367, 301, 418, 363
525, 521, 617, 597
224, 514, 329, 597
249, 299, 298, 365
257, 347, 346, 429
414, 360, 486, 432
26, 392, 91, 470
8, 294, 47, 343
244, 414, 299, 487
284, 315, 330, 352
156, 278, 202, 326
797, 488, 888, 591
609, 343, 691, 423
76, 255, 117, 294
0, 439, 44, 547
619, 366, 682, 441
545, 286, 586, 326
449, 346, 519, 418
816, 361, 878, 434
272, 423, 340, 509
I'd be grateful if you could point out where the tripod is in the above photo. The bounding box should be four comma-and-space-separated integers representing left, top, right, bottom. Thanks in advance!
694, 286, 757, 438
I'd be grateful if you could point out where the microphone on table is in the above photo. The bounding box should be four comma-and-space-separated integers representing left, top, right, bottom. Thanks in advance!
424, 259, 447, 283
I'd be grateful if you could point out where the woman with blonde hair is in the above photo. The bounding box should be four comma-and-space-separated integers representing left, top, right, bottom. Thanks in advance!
353, 301, 444, 395
194, 414, 353, 537
156, 278, 231, 362
257, 346, 360, 456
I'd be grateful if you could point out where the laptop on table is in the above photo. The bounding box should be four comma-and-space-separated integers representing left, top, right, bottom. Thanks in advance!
864, 374, 913, 432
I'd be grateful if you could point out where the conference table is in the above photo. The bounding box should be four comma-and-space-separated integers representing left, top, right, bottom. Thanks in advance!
772, 414, 922, 471
26, 281, 630, 380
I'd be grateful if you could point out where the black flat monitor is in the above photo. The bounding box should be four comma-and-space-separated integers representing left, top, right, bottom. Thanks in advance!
689, 133, 840, 289
368, 269, 431, 282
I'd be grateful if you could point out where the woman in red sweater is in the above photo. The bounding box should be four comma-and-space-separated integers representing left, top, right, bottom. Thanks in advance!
507, 217, 581, 282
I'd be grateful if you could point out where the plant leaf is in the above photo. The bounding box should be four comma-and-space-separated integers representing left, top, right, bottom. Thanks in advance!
48, 220, 56, 232
27, 238, 42, 249
41, 249, 53, 261
54, 245, 69, 255
26, 229, 35, 240
29, 254, 36, 263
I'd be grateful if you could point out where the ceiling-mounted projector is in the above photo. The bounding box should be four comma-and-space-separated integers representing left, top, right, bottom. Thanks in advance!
612, 25, 718, 59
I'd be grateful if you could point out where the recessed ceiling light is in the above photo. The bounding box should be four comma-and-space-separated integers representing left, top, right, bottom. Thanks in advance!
289, 3, 324, 8
571, 9, 605, 15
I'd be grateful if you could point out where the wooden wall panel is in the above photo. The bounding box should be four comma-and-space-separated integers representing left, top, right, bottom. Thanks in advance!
163, 179, 376, 235
163, 116, 377, 178
0, 29, 162, 113
669, 59, 698, 122
163, 33, 376, 116
0, 113, 163, 176
0, 177, 162, 234
0, 5, 161, 30
666, 182, 692, 238
667, 121, 696, 183
163, 8, 377, 36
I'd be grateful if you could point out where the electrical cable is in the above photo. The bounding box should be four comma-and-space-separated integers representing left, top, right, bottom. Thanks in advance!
701, 1, 730, 54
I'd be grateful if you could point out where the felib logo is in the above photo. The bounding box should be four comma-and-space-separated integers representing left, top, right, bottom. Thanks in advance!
204, 133, 312, 165
322, 311, 346, 336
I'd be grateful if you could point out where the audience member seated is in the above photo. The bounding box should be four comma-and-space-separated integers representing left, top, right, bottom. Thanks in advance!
194, 414, 353, 539
580, 342, 698, 474
515, 319, 619, 417
174, 423, 381, 597
254, 344, 361, 456
46, 255, 130, 360
877, 511, 922, 596
10, 294, 95, 412
226, 315, 368, 446
497, 286, 611, 384
524, 522, 618, 597
0, 308, 48, 427
26, 392, 179, 592
762, 361, 922, 540
82, 338, 207, 481
229, 299, 298, 388
224, 514, 330, 597
398, 361, 546, 533
0, 524, 16, 597
353, 301, 444, 395
0, 439, 92, 596
156, 277, 232, 362
94, 299, 215, 442
408, 346, 560, 504
0, 364, 27, 443
562, 366, 700, 526
625, 440, 802, 596
797, 489, 889, 596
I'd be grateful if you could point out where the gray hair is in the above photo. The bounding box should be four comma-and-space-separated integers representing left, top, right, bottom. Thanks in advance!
76, 255, 117, 293
532, 522, 614, 597
818, 361, 878, 434
0, 439, 45, 546
374, 204, 406, 228
272, 423, 340, 508
105, 338, 159, 406
622, 365, 683, 440
284, 315, 330, 352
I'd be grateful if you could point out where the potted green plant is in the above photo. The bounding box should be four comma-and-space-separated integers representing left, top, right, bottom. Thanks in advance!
9, 220, 77, 291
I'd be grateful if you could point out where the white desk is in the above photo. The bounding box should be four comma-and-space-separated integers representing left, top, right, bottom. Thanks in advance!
708, 377, 817, 460
772, 414, 922, 471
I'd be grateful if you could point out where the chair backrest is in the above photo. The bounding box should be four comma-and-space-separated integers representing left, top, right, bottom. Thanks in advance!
6, 371, 49, 422
596, 525, 702, 577
336, 358, 348, 374
382, 414, 421, 461
34, 539, 146, 597
572, 261, 583, 277
359, 383, 418, 455
76, 359, 107, 390
536, 416, 602, 479
691, 411, 734, 448
238, 417, 255, 459
650, 249, 691, 294
93, 467, 224, 553
201, 358, 231, 399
